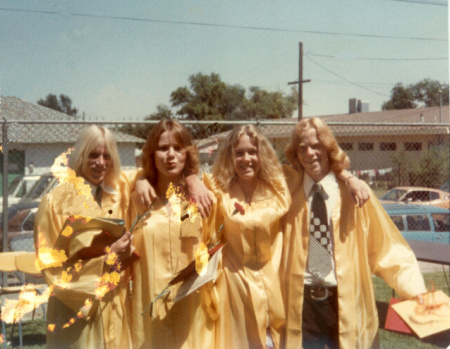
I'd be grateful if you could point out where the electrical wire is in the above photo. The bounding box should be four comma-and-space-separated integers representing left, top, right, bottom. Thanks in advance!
389, 0, 447, 6
0, 7, 446, 42
308, 53, 448, 61
305, 52, 390, 97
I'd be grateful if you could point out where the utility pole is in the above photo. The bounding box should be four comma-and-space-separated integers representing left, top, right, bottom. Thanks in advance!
288, 42, 311, 120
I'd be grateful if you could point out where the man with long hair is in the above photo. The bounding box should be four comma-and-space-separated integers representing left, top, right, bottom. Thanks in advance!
282, 118, 426, 348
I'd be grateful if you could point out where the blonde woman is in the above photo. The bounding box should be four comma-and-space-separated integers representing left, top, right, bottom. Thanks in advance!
34, 126, 134, 349
203, 125, 290, 348
130, 120, 214, 348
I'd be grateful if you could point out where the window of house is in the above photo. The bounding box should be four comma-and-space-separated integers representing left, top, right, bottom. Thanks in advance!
358, 142, 374, 151
380, 142, 396, 151
339, 143, 353, 151
404, 142, 422, 151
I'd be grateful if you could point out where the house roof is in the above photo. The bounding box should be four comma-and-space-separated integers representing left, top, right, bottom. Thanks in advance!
321, 105, 449, 124
0, 96, 144, 144
208, 105, 450, 141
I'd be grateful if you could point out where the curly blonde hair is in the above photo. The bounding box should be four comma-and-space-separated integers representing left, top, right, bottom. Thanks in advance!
212, 125, 284, 191
285, 117, 349, 173
142, 120, 199, 188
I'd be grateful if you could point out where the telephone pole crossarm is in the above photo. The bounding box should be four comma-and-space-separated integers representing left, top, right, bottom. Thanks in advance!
287, 42, 310, 121
288, 79, 311, 85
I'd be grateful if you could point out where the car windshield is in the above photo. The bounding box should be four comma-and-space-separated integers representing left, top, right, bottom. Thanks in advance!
7, 176, 23, 194
381, 189, 407, 201
8, 176, 39, 198
25, 176, 53, 199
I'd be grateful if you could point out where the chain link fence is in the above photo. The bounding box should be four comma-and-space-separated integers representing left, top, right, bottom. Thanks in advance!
1, 119, 449, 255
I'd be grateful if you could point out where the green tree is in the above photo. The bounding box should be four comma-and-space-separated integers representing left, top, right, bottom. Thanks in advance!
171, 73, 228, 121
244, 86, 297, 119
119, 104, 174, 140
409, 147, 450, 188
410, 79, 449, 107
382, 79, 449, 110
382, 83, 417, 110
390, 147, 449, 188
171, 72, 297, 122
150, 104, 174, 120
37, 93, 78, 116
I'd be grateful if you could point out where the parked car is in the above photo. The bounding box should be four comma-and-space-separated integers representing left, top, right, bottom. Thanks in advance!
0, 201, 39, 252
382, 203, 449, 244
380, 186, 450, 209
21, 173, 59, 202
0, 173, 59, 252
0, 175, 40, 211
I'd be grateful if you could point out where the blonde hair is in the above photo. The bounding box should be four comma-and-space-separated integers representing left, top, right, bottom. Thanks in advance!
142, 120, 199, 188
285, 117, 349, 173
212, 125, 284, 191
69, 126, 121, 186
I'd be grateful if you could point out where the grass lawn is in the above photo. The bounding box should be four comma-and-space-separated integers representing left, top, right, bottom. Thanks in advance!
376, 271, 450, 349
2, 272, 449, 348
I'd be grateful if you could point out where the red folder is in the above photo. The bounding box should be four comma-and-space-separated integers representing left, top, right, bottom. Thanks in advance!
384, 297, 412, 334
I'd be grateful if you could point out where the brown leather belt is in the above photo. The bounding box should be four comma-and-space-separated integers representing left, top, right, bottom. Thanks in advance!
304, 285, 337, 301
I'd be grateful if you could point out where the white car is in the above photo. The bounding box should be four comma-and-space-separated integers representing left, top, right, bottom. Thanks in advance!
0, 175, 40, 211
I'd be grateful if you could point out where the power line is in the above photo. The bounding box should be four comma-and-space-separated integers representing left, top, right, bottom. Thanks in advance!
305, 52, 390, 97
308, 53, 448, 61
389, 0, 447, 6
0, 7, 446, 42
314, 79, 395, 87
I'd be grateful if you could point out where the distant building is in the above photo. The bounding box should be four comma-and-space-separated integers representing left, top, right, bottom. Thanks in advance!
0, 96, 144, 176
198, 106, 450, 180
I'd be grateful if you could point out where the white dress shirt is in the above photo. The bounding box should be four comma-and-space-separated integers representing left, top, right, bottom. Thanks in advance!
303, 171, 339, 287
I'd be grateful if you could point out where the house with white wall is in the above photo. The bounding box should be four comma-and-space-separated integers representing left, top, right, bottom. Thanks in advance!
0, 96, 144, 176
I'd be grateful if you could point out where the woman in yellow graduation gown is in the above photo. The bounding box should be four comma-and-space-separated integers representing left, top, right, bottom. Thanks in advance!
130, 120, 214, 349
34, 126, 134, 349
203, 125, 291, 349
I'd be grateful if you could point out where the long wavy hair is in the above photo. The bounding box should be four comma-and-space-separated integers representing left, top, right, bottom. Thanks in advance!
212, 125, 284, 191
69, 126, 121, 187
142, 120, 199, 188
285, 117, 349, 173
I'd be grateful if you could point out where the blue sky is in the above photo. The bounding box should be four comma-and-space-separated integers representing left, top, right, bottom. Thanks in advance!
1, 0, 448, 120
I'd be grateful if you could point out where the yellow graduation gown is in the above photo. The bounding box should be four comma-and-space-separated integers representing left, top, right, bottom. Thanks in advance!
130, 195, 215, 349
204, 174, 291, 349
34, 173, 132, 349
281, 170, 427, 349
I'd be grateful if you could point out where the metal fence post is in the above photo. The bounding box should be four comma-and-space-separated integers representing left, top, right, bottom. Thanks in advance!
2, 118, 9, 287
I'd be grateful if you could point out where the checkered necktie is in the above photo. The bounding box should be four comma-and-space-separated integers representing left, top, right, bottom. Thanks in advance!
307, 183, 332, 281
94, 186, 102, 208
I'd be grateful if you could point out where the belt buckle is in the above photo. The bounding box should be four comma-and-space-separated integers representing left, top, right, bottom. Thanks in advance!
310, 286, 329, 301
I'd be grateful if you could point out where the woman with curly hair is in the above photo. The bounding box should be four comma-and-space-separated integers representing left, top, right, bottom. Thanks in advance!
202, 124, 291, 348
130, 119, 214, 348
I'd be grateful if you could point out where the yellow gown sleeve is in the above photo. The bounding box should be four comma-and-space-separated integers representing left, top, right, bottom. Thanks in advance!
35, 191, 106, 315
282, 163, 303, 197
362, 190, 427, 299
200, 173, 223, 321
